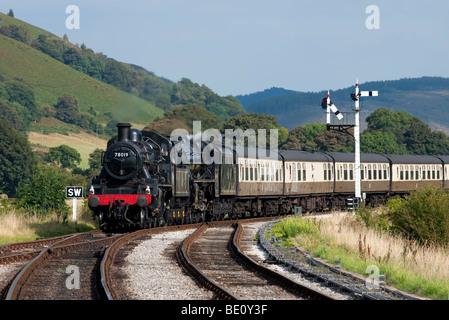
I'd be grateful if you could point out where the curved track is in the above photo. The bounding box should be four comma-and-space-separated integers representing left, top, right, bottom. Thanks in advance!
176, 220, 335, 300
4, 231, 122, 300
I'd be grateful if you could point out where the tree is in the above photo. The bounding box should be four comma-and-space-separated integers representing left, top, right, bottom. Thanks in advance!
103, 59, 131, 91
7, 9, 14, 18
145, 103, 225, 139
223, 113, 288, 147
16, 164, 70, 219
44, 145, 81, 169
54, 94, 79, 124
0, 25, 30, 44
302, 123, 327, 143
0, 119, 37, 196
361, 130, 408, 154
0, 101, 21, 130
282, 126, 307, 150
88, 148, 103, 172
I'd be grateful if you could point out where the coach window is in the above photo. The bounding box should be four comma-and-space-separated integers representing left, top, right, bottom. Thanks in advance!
292, 163, 296, 181
329, 164, 332, 181
361, 165, 365, 180
253, 164, 256, 181
349, 164, 354, 180
373, 164, 377, 180
432, 166, 436, 180
410, 166, 414, 180
437, 167, 440, 180
367, 164, 372, 180
343, 164, 348, 180
323, 164, 327, 180
302, 163, 306, 181
400, 166, 404, 180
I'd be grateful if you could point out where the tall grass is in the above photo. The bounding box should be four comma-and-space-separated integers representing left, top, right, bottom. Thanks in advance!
0, 203, 97, 244
273, 214, 449, 300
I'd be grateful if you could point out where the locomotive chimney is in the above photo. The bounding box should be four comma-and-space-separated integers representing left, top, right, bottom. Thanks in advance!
117, 123, 131, 142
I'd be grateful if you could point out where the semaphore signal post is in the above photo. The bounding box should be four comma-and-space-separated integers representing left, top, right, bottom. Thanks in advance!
322, 79, 378, 206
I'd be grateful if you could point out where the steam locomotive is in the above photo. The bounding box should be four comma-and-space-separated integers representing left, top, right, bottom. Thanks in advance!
88, 123, 449, 231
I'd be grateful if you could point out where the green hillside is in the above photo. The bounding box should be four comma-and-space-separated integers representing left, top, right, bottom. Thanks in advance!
0, 34, 163, 124
0, 11, 245, 124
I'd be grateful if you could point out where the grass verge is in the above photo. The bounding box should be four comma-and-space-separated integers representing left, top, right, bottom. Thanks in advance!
272, 214, 449, 300
0, 207, 97, 245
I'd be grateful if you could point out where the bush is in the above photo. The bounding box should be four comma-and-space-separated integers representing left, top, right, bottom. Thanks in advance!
272, 217, 318, 239
16, 164, 71, 221
356, 203, 391, 231
387, 187, 449, 246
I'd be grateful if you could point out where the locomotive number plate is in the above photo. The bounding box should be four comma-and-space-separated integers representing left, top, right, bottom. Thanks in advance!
114, 152, 129, 158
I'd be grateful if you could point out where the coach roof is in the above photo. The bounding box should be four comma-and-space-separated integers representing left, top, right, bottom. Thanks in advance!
384, 154, 443, 164
326, 152, 390, 163
234, 146, 282, 160
279, 150, 333, 162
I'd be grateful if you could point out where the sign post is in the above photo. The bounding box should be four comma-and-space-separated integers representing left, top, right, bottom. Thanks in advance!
66, 186, 83, 223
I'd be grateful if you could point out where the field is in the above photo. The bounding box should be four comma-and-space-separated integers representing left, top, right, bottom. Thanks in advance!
28, 130, 107, 169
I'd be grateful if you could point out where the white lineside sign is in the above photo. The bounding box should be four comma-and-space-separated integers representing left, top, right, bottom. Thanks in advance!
66, 186, 83, 222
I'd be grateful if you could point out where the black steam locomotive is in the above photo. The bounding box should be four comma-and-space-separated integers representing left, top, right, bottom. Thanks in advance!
88, 123, 228, 231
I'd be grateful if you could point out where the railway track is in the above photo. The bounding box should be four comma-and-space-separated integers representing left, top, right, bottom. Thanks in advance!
100, 223, 204, 300
0, 214, 429, 301
176, 220, 335, 300
2, 231, 122, 300
0, 233, 79, 265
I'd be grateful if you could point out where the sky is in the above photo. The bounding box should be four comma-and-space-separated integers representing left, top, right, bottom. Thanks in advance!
1, 0, 448, 96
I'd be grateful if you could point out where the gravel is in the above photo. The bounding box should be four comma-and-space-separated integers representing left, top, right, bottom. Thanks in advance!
242, 222, 354, 300
123, 228, 214, 300
121, 222, 353, 300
